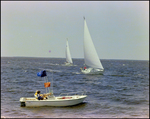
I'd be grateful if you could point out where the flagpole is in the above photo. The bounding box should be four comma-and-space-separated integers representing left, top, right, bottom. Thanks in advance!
47, 77, 49, 94
44, 77, 47, 94
48, 76, 50, 93
47, 76, 49, 94
52, 71, 53, 95
46, 77, 48, 93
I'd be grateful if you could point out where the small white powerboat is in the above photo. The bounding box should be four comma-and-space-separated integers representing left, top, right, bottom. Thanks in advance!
20, 92, 87, 107
19, 70, 87, 107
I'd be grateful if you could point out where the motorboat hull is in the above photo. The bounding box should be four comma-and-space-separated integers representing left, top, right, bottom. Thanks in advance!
20, 95, 87, 107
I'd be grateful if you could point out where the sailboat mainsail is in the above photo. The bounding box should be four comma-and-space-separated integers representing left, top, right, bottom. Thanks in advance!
65, 39, 73, 64
83, 18, 104, 70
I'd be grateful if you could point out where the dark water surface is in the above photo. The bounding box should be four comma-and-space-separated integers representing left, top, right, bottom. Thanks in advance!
1, 57, 149, 118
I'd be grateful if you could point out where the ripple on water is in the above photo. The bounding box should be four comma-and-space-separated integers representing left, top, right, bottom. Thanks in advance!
1, 58, 149, 118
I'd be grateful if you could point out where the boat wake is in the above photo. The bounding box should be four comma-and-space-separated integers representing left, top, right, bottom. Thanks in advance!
32, 62, 60, 66
38, 68, 62, 73
61, 64, 77, 67
49, 63, 60, 66
38, 68, 81, 75
72, 72, 81, 74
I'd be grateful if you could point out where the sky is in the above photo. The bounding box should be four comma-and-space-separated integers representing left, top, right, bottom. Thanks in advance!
1, 1, 149, 60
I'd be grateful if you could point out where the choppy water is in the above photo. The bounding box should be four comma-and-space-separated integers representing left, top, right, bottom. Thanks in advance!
1, 57, 149, 118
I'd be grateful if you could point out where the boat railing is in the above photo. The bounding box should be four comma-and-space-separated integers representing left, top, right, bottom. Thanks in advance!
59, 91, 86, 96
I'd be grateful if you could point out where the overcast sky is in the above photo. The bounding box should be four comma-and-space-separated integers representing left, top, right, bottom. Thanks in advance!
1, 1, 149, 60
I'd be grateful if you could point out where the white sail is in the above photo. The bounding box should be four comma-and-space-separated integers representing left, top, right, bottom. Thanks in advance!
83, 18, 104, 69
65, 39, 73, 64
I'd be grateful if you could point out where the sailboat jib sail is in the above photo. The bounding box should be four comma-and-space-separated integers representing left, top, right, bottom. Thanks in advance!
65, 39, 73, 64
81, 17, 104, 74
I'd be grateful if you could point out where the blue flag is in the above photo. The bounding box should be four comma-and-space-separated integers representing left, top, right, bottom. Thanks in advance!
37, 70, 47, 77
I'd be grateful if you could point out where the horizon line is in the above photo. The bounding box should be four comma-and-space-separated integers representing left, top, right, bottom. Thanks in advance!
1, 56, 149, 61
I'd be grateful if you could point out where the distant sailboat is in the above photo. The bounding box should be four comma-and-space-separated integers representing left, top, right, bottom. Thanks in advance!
64, 39, 73, 66
80, 17, 104, 74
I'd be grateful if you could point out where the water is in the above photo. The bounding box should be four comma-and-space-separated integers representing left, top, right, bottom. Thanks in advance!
1, 57, 149, 118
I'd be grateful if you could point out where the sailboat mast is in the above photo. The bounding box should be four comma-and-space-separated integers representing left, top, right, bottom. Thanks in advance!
52, 71, 53, 94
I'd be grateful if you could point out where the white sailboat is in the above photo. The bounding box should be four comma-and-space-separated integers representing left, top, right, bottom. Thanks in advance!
64, 39, 73, 66
80, 17, 104, 74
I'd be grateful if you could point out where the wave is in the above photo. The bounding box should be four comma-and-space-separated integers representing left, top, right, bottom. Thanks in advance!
38, 68, 62, 73
49, 63, 60, 66
109, 74, 127, 77
123, 99, 148, 105
72, 72, 81, 74
60, 64, 77, 66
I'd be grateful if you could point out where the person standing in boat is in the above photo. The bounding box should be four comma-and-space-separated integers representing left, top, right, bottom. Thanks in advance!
37, 91, 43, 100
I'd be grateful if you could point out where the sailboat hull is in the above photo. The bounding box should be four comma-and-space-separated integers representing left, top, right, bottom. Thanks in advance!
61, 62, 73, 66
65, 62, 73, 66
81, 68, 104, 75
